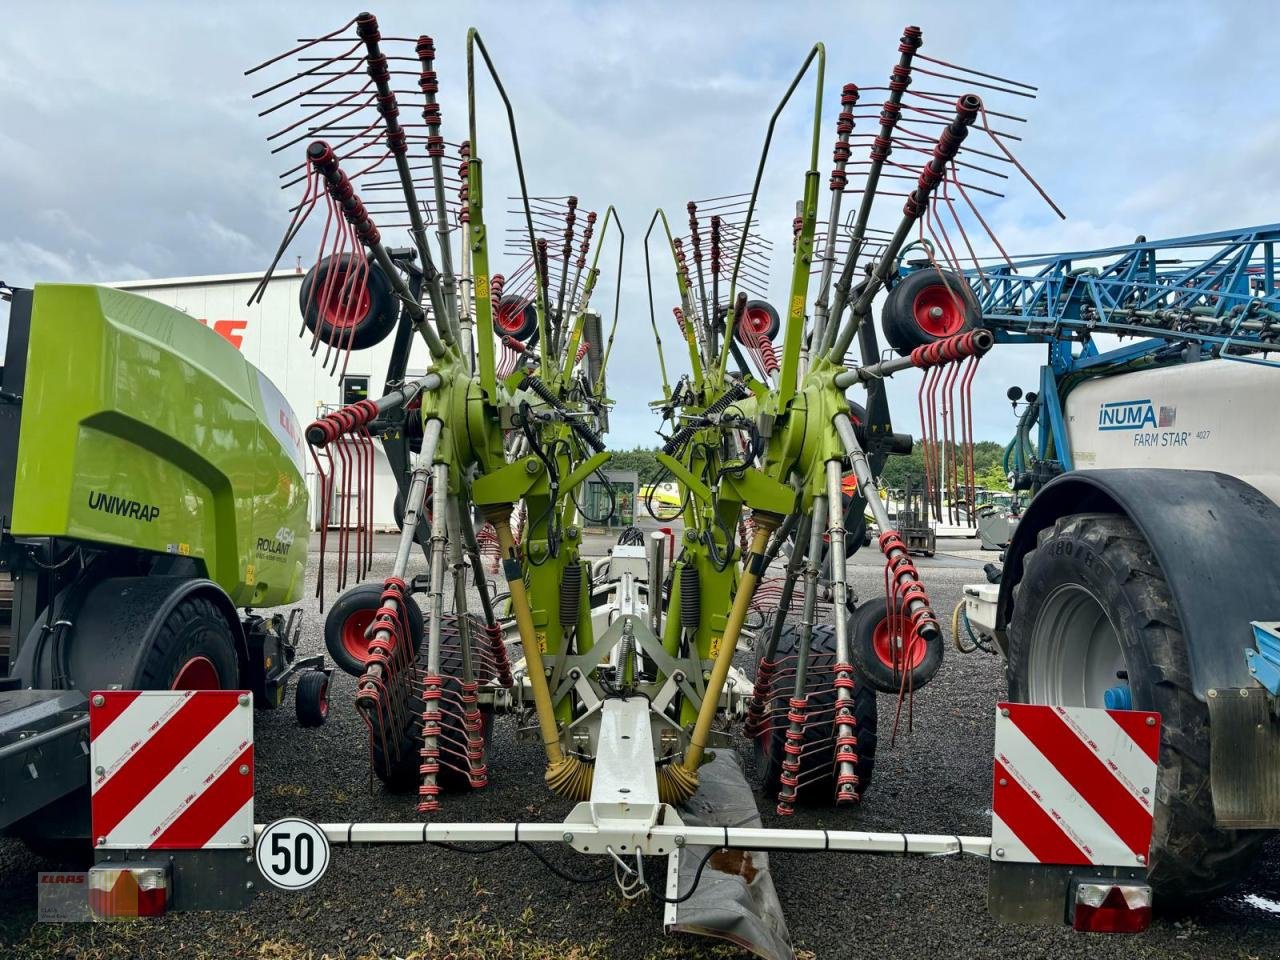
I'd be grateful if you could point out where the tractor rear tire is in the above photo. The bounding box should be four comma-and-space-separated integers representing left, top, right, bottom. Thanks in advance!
324, 583, 425, 677
135, 595, 239, 691
850, 596, 944, 695
756, 621, 877, 803
299, 253, 399, 351
373, 613, 493, 793
1007, 512, 1269, 903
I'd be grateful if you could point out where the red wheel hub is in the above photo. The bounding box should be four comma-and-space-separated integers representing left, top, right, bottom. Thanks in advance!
872, 617, 927, 671
317, 679, 330, 718
341, 609, 377, 665
739, 305, 774, 340
171, 655, 221, 690
496, 301, 529, 333
320, 266, 371, 329
911, 284, 966, 337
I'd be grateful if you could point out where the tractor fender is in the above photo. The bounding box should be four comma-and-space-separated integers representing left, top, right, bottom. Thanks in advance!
997, 468, 1280, 700
13, 576, 247, 693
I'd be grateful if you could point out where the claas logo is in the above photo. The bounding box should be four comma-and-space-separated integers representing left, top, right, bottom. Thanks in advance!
197, 319, 248, 349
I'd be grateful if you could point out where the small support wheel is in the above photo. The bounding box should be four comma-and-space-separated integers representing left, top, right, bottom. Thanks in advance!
879, 267, 981, 356
849, 596, 943, 694
734, 299, 781, 344
493, 294, 538, 340
299, 253, 399, 350
295, 670, 330, 727
324, 582, 425, 677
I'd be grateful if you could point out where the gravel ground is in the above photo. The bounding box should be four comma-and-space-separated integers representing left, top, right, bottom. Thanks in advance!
2, 538, 1279, 959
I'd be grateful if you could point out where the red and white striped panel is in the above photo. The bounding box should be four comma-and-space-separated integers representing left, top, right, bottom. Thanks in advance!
89, 690, 254, 850
992, 702, 1160, 867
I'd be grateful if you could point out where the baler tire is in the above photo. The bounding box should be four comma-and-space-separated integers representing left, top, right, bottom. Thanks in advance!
880, 267, 981, 356
850, 596, 943, 695
373, 613, 493, 794
299, 253, 399, 351
324, 583, 425, 678
755, 621, 877, 803
136, 595, 239, 691
295, 670, 330, 728
1007, 512, 1269, 903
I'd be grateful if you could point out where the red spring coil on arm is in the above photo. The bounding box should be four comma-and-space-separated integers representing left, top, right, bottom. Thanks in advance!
909, 330, 992, 369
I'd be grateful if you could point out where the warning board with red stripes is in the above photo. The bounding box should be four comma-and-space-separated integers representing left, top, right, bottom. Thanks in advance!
992, 702, 1160, 867
90, 690, 254, 850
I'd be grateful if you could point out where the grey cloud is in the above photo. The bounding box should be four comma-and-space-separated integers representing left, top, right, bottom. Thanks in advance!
3, 0, 1276, 447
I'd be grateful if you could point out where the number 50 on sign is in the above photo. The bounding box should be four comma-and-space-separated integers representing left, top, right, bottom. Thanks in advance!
256, 818, 330, 891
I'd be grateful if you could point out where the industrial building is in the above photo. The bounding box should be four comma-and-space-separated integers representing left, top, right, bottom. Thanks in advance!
113, 269, 424, 530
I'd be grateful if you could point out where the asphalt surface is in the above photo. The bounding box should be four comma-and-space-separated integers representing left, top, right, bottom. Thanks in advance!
2, 535, 1279, 959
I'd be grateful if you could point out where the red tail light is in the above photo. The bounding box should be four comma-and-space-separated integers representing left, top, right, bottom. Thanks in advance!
87, 865, 170, 919
1071, 882, 1152, 933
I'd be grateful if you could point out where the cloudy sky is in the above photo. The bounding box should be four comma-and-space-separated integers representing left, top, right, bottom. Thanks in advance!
4, 0, 1279, 447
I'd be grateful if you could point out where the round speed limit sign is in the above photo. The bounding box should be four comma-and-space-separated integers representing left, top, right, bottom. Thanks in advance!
256, 818, 330, 891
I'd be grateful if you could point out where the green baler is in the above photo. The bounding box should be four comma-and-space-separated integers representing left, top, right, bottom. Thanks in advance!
0, 282, 328, 838
10, 283, 308, 605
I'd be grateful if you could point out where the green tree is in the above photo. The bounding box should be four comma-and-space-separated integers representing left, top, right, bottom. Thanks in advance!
607, 446, 664, 484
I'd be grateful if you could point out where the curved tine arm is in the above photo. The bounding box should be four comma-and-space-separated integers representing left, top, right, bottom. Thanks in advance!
717, 41, 826, 395
592, 207, 628, 396
647, 207, 704, 387
642, 210, 674, 401
467, 28, 548, 380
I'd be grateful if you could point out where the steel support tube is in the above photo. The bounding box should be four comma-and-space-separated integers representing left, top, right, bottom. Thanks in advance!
776, 496, 827, 812
832, 414, 939, 642
760, 514, 812, 664
648, 531, 665, 639
356, 19, 455, 348
445, 497, 475, 684
455, 498, 498, 628
833, 352, 916, 389
418, 460, 451, 805
824, 461, 859, 801
819, 29, 920, 358
358, 419, 441, 691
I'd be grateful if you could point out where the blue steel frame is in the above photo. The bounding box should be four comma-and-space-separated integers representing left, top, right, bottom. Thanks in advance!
914, 225, 1280, 474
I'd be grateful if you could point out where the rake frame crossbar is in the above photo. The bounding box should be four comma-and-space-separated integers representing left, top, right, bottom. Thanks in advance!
254, 820, 991, 858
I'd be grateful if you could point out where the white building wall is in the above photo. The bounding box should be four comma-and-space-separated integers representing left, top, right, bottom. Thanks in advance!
111, 271, 431, 530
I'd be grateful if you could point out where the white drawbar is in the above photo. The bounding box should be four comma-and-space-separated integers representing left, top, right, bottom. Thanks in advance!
253, 821, 993, 858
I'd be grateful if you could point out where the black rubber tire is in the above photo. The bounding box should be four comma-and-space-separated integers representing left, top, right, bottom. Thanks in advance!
373, 613, 494, 793
134, 595, 239, 690
18, 591, 236, 863
324, 582, 425, 678
734, 299, 781, 344
392, 485, 432, 547
493, 294, 538, 340
849, 596, 944, 695
1007, 513, 1269, 903
299, 253, 399, 351
295, 671, 330, 727
755, 621, 877, 803
880, 267, 981, 356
